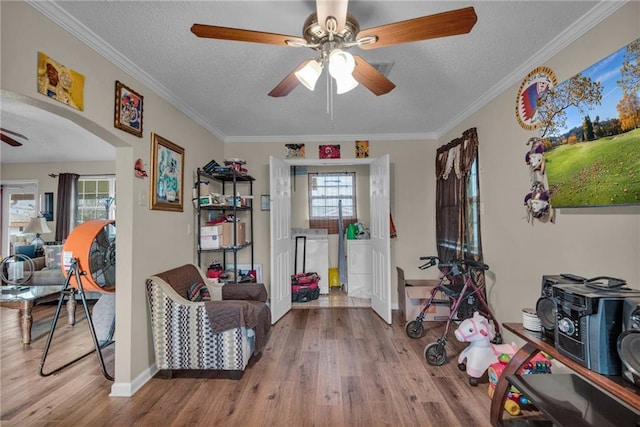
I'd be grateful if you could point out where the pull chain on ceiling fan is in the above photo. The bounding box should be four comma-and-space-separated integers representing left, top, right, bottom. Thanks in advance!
190, 0, 477, 97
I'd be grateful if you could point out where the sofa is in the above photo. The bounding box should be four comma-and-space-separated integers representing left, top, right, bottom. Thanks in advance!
2, 244, 65, 287
1, 244, 101, 302
146, 263, 271, 379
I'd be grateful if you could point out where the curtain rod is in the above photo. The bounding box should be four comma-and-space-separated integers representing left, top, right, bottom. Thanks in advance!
49, 173, 115, 178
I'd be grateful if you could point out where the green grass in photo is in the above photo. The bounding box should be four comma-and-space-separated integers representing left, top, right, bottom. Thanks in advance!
545, 128, 640, 207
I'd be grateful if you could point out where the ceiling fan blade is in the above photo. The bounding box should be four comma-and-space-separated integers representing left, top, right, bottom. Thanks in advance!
0, 127, 28, 140
191, 24, 305, 47
1, 133, 23, 147
358, 6, 477, 50
352, 56, 396, 96
316, 0, 349, 32
268, 60, 312, 97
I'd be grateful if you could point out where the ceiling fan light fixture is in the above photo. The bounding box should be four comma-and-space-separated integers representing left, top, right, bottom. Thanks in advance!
328, 49, 358, 94
334, 74, 359, 95
328, 49, 354, 78
295, 60, 323, 91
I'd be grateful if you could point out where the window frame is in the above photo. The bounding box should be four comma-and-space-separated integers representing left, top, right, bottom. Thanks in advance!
307, 171, 357, 234
75, 176, 116, 225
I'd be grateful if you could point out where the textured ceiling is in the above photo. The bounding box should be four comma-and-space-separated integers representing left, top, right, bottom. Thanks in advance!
0, 1, 625, 164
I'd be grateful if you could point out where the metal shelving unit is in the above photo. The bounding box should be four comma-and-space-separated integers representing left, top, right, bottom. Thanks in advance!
196, 168, 254, 283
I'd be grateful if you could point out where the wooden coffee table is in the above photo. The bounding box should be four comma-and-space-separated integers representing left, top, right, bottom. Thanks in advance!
0, 286, 74, 345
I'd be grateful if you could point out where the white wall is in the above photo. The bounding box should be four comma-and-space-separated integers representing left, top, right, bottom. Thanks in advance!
224, 138, 440, 304
226, 3, 640, 326
1, 1, 224, 395
439, 2, 640, 327
2, 0, 638, 395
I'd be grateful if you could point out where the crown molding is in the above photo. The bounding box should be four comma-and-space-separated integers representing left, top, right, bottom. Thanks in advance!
437, 0, 627, 139
27, 0, 227, 142
28, 1, 627, 144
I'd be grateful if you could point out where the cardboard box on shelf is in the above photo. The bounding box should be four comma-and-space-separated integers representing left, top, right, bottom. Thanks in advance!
221, 222, 246, 247
201, 225, 222, 250
397, 266, 448, 323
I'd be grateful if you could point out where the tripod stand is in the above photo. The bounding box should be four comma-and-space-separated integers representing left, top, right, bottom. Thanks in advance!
39, 258, 114, 380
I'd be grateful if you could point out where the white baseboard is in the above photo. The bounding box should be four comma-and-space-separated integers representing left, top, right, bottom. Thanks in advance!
109, 363, 158, 397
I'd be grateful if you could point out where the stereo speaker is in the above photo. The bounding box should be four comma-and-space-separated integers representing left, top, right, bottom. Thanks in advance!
536, 275, 581, 341
617, 297, 640, 387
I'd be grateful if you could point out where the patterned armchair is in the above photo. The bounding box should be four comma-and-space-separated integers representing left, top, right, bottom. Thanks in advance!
146, 264, 271, 379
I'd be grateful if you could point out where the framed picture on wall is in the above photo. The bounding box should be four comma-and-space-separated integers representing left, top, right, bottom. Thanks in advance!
261, 195, 270, 211
114, 80, 144, 137
37, 52, 85, 111
150, 133, 184, 212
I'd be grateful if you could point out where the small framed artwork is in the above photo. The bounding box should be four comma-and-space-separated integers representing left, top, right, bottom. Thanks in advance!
355, 140, 369, 158
150, 133, 184, 212
37, 52, 85, 111
261, 195, 270, 211
319, 144, 341, 159
114, 81, 144, 137
285, 143, 306, 159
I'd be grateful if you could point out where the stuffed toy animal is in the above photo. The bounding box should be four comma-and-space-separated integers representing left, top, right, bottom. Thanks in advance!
454, 311, 518, 385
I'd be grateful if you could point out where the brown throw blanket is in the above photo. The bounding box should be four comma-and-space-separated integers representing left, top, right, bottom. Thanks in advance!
222, 283, 268, 302
204, 300, 271, 353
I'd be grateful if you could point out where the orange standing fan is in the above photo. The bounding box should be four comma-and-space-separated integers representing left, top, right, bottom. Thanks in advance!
40, 219, 116, 380
62, 219, 116, 293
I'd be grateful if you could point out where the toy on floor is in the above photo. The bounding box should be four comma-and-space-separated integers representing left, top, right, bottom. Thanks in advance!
454, 311, 519, 386
487, 353, 552, 416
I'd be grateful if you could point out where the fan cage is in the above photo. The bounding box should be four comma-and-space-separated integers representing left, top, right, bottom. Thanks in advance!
61, 219, 116, 293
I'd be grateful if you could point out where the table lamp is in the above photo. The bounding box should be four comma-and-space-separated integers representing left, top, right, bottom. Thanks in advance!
23, 216, 51, 254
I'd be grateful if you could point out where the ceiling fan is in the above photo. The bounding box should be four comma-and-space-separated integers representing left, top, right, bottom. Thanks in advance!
1, 127, 27, 147
191, 1, 477, 97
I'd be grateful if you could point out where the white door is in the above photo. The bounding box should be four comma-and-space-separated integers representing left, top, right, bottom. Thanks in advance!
269, 156, 292, 323
370, 155, 391, 323
1, 181, 38, 257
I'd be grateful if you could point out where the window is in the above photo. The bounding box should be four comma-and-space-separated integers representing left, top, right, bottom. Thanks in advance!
9, 192, 36, 230
76, 176, 116, 225
308, 172, 357, 234
435, 128, 482, 263
464, 157, 480, 255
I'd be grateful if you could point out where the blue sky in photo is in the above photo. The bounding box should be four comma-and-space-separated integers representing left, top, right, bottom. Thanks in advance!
558, 42, 635, 135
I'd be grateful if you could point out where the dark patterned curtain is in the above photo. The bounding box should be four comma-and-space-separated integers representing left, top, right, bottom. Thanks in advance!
435, 128, 484, 286
55, 173, 79, 243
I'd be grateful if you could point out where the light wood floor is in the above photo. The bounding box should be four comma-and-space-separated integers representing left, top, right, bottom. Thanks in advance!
1, 301, 496, 426
292, 287, 371, 309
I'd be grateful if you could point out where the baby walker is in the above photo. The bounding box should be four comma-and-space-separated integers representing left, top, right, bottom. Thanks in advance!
405, 256, 502, 366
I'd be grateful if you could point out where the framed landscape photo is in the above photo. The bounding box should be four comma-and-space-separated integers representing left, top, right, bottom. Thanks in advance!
150, 133, 184, 212
114, 80, 143, 137
539, 38, 640, 208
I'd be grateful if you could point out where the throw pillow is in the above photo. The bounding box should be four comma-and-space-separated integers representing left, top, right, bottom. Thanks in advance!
187, 282, 211, 302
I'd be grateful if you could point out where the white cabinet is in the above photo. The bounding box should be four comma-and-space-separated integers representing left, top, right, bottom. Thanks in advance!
347, 239, 372, 298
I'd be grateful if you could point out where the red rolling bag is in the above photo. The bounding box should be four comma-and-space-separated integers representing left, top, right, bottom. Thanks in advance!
291, 236, 320, 302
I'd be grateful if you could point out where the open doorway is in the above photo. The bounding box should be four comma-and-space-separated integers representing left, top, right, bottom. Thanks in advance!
0, 181, 39, 257
291, 165, 371, 309
271, 155, 391, 324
